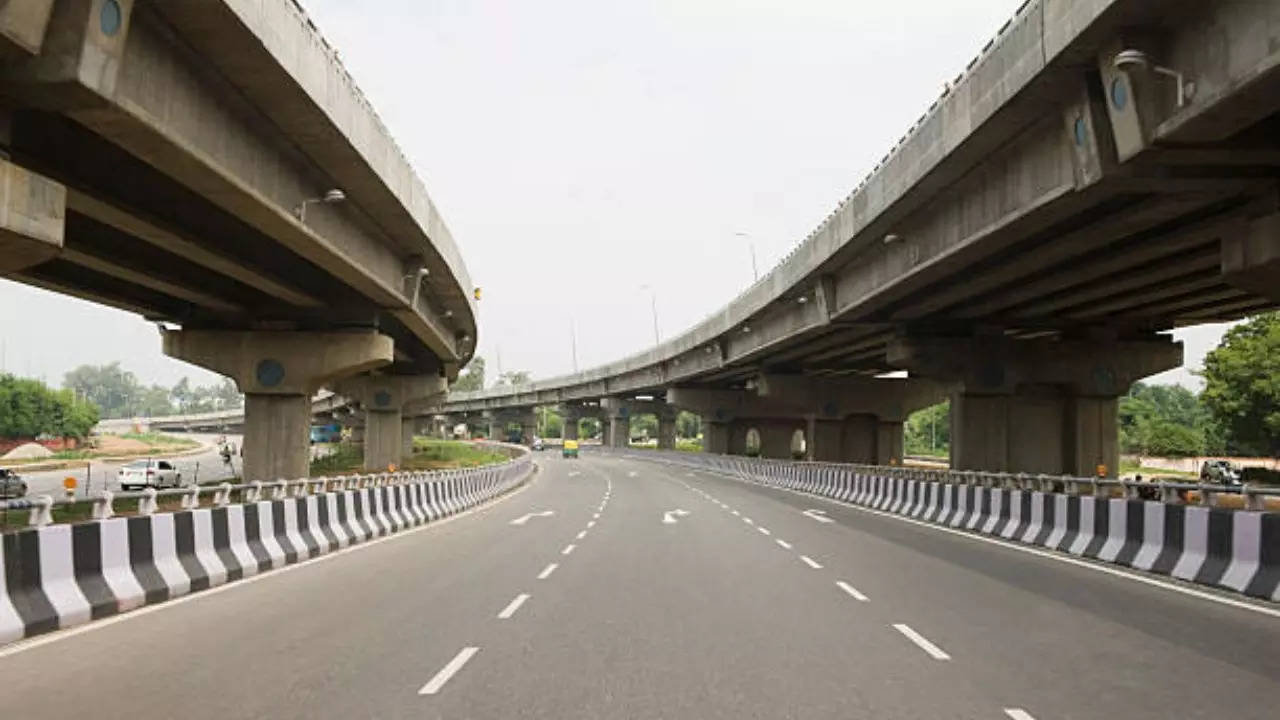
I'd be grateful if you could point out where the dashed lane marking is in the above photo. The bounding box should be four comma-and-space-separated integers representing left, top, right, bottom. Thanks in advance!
497, 593, 530, 620
800, 555, 823, 569
537, 563, 558, 580
418, 646, 479, 695
562, 544, 576, 555
776, 539, 793, 550
836, 581, 869, 602
893, 624, 951, 661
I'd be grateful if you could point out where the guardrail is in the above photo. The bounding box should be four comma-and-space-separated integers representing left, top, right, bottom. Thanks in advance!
595, 447, 1280, 602
0, 443, 533, 647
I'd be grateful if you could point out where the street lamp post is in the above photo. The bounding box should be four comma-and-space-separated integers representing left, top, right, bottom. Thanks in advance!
639, 285, 660, 344
295, 188, 346, 223
736, 231, 758, 282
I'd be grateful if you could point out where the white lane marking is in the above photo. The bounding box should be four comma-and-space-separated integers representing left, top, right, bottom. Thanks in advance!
802, 508, 834, 524
799, 555, 823, 569
731, 510, 740, 516
537, 563, 558, 580
562, 544, 576, 555
676, 461, 1280, 621
776, 539, 793, 550
892, 624, 951, 660
0, 471, 537, 661
686, 473, 695, 477
586, 520, 596, 528
836, 581, 869, 602
662, 509, 691, 524
576, 530, 588, 540
592, 513, 600, 520
627, 471, 638, 478
497, 593, 530, 620
757, 527, 771, 536
419, 646, 480, 695
568, 471, 581, 477
509, 510, 555, 526
742, 517, 754, 525
1003, 710, 1037, 720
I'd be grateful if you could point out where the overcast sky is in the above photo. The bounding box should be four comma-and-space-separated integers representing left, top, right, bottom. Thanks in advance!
0, 0, 1232, 391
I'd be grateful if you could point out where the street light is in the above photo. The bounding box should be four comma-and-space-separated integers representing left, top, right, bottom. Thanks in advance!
639, 285, 660, 344
295, 188, 346, 222
736, 232, 758, 282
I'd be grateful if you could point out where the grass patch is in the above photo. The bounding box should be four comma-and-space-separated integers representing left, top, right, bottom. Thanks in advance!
307, 439, 509, 476
1118, 459, 1198, 479
676, 439, 702, 452
118, 432, 199, 448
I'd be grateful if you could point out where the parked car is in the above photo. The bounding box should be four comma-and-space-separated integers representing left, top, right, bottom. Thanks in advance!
1200, 459, 1242, 485
532, 437, 545, 451
562, 439, 579, 459
118, 459, 182, 491
0, 468, 27, 499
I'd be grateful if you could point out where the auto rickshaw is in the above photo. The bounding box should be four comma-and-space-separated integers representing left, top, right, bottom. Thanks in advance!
562, 439, 579, 459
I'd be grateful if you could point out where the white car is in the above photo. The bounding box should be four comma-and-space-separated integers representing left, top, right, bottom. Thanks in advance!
118, 459, 182, 491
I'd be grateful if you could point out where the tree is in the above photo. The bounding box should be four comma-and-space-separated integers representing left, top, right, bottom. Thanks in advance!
539, 407, 563, 438
136, 385, 176, 417
1118, 382, 1209, 456
495, 370, 531, 387
1201, 312, 1280, 456
675, 411, 701, 439
905, 401, 950, 456
630, 414, 658, 440
212, 378, 242, 410
453, 357, 486, 392
171, 377, 193, 413
0, 374, 98, 439
63, 362, 141, 418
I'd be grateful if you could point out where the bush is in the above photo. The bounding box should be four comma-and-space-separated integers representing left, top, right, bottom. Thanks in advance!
0, 373, 99, 439
1241, 467, 1280, 486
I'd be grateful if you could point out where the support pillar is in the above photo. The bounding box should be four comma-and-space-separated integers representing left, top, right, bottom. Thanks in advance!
334, 374, 448, 471
890, 334, 1180, 477
562, 416, 580, 441
703, 420, 730, 454
162, 330, 393, 481
521, 412, 538, 446
402, 420, 416, 458
657, 414, 676, 450
876, 420, 904, 466
609, 415, 630, 448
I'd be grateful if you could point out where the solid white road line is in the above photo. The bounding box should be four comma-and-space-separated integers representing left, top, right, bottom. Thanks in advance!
776, 539, 793, 550
757, 527, 771, 536
836, 581, 869, 602
1003, 709, 1037, 720
562, 544, 576, 555
800, 555, 823, 569
497, 593, 530, 620
419, 646, 480, 695
892, 623, 951, 660
576, 530, 588, 540
537, 563, 558, 580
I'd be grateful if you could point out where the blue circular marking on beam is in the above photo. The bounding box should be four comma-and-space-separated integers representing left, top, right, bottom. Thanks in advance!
255, 359, 285, 388
1110, 77, 1127, 110
100, 0, 123, 36
1073, 116, 1088, 146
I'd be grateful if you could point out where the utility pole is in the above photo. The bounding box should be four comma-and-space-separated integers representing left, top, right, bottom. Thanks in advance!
570, 318, 579, 372
736, 232, 758, 283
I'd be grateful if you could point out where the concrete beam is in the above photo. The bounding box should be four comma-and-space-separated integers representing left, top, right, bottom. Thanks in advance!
754, 373, 950, 422
0, 1, 55, 58
1221, 212, 1280, 303
0, 158, 65, 273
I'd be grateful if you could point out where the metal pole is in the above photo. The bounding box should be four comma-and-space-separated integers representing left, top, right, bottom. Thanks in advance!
570, 319, 579, 372
649, 291, 660, 344
736, 232, 758, 282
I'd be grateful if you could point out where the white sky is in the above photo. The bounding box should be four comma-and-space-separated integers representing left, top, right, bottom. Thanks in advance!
0, 0, 1233, 391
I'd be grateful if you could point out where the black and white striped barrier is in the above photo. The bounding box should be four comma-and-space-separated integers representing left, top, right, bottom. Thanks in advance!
0, 454, 532, 646
606, 449, 1280, 602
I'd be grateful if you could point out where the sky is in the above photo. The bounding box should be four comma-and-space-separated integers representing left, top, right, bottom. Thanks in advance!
0, 0, 1233, 391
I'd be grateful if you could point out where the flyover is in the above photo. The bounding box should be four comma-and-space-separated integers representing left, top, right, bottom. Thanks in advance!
0, 0, 476, 478
439, 0, 1280, 478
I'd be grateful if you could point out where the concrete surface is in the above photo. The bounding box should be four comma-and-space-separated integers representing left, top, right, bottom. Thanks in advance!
2, 453, 1276, 718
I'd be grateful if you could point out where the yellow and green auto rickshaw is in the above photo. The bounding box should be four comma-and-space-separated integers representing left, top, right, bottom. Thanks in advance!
562, 439, 579, 459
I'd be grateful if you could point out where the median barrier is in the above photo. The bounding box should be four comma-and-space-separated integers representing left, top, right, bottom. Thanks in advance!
0, 443, 531, 648
598, 447, 1280, 602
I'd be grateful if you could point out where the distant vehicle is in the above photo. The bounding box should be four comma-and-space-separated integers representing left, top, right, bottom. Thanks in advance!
310, 423, 342, 444
562, 439, 579, 459
532, 437, 545, 451
0, 468, 27, 499
1200, 460, 1242, 485
118, 459, 182, 491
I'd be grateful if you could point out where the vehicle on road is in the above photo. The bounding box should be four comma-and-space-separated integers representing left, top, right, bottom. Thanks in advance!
310, 423, 342, 444
118, 459, 182, 491
532, 437, 545, 451
562, 439, 579, 459
1200, 459, 1242, 485
0, 468, 27, 499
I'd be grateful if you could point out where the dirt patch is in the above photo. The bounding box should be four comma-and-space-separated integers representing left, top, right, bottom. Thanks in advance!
95, 435, 151, 453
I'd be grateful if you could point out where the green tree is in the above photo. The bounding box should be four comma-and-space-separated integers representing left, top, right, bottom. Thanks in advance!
539, 407, 563, 438
212, 378, 243, 410
579, 417, 600, 439
630, 414, 658, 441
63, 362, 141, 418
453, 356, 486, 392
136, 385, 176, 417
0, 374, 98, 439
1201, 312, 1280, 456
1118, 382, 1209, 456
905, 400, 950, 456
675, 411, 701, 439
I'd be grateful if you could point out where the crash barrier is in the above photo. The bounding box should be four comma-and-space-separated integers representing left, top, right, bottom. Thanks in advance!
597, 448, 1280, 603
0, 444, 532, 646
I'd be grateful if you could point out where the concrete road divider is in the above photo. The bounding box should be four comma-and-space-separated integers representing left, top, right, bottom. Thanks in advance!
0, 445, 532, 648
603, 448, 1280, 603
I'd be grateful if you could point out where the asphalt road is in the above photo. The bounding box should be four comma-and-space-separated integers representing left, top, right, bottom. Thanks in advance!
2, 452, 1278, 718
12, 433, 245, 497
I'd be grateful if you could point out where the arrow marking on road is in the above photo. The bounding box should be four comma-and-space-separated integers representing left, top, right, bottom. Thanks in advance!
662, 509, 691, 524
802, 509, 834, 524
510, 511, 555, 526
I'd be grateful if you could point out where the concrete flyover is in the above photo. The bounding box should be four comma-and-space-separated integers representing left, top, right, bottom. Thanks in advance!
439, 0, 1280, 477
0, 0, 476, 479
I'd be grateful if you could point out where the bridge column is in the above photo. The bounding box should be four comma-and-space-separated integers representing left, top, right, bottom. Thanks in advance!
600, 398, 634, 449
657, 412, 677, 450
334, 374, 448, 471
702, 420, 730, 454
162, 330, 393, 482
557, 405, 584, 441
520, 411, 538, 446
889, 334, 1181, 477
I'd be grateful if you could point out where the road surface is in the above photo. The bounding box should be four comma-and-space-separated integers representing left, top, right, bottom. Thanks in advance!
2, 452, 1277, 718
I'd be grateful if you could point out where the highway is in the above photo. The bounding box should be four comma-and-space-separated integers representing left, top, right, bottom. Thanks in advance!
2, 453, 1277, 718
